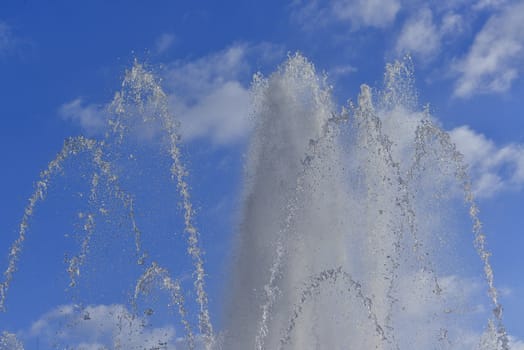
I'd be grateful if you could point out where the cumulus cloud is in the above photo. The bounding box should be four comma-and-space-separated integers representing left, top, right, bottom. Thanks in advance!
171, 80, 250, 144
332, 0, 401, 29
378, 97, 524, 198
293, 0, 524, 99
164, 45, 249, 101
292, 0, 400, 31
453, 1, 524, 97
4, 303, 221, 349
7, 296, 521, 349
440, 11, 464, 36
163, 45, 251, 145
473, 0, 507, 11
449, 125, 524, 197
385, 269, 515, 349
23, 304, 185, 349
394, 6, 468, 63
395, 8, 440, 60
163, 43, 282, 145
59, 98, 107, 136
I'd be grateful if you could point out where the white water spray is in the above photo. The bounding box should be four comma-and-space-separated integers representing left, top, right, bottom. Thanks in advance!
0, 54, 509, 349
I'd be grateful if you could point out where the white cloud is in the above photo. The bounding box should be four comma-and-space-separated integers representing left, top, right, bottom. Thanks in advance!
164, 44, 250, 100
473, 0, 507, 11
173, 80, 251, 144
164, 43, 282, 145
6, 303, 219, 349
24, 304, 183, 349
395, 8, 440, 60
440, 11, 464, 36
332, 0, 401, 29
394, 6, 469, 63
292, 0, 400, 31
453, 1, 524, 97
377, 93, 524, 198
155, 33, 176, 55
328, 64, 358, 81
449, 125, 524, 197
59, 98, 107, 136
385, 269, 513, 349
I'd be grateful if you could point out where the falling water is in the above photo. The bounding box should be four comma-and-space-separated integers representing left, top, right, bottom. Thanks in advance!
0, 54, 510, 349
133, 262, 195, 349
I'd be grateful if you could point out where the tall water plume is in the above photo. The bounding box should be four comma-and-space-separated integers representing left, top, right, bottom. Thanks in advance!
225, 54, 509, 349
0, 54, 509, 349
224, 54, 354, 349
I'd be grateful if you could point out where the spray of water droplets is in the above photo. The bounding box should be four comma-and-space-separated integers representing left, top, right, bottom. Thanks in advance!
134, 262, 195, 350
0, 54, 509, 350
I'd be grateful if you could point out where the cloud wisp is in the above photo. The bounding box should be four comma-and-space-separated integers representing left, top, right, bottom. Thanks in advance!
59, 98, 108, 136
155, 33, 176, 55
0, 22, 13, 54
21, 304, 191, 349
395, 8, 440, 61
0, 21, 21, 58
453, 1, 524, 97
291, 0, 401, 31
450, 125, 524, 198
162, 43, 283, 145
163, 44, 253, 145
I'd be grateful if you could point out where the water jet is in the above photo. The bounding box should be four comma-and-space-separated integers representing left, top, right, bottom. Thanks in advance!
0, 54, 509, 349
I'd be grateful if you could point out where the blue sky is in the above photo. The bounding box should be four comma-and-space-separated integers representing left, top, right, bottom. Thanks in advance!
0, 0, 523, 348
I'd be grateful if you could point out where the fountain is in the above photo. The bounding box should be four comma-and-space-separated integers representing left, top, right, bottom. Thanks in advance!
0, 54, 510, 349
